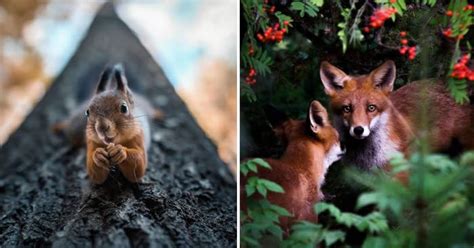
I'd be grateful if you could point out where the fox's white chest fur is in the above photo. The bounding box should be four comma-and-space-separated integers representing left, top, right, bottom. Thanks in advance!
334, 112, 399, 169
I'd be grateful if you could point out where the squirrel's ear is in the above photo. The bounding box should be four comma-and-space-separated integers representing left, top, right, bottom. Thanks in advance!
113, 63, 128, 92
96, 66, 113, 94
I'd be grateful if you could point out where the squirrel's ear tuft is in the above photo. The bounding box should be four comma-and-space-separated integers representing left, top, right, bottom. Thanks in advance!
96, 65, 114, 94
113, 63, 128, 92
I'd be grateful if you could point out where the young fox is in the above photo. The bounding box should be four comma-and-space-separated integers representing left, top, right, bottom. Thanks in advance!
241, 101, 345, 229
320, 60, 474, 169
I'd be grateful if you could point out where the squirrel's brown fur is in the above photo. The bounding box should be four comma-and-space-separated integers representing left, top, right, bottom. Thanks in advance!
84, 64, 149, 184
53, 64, 161, 184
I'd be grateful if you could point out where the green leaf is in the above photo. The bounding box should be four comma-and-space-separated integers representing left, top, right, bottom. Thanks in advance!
246, 184, 256, 197
447, 78, 469, 104
252, 158, 271, 169
270, 204, 292, 217
260, 179, 285, 193
323, 230, 345, 246
256, 183, 267, 197
240, 163, 249, 176
310, 0, 324, 7
247, 161, 258, 173
356, 192, 379, 209
362, 236, 387, 248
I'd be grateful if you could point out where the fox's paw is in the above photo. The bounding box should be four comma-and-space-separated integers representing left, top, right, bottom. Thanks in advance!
93, 147, 110, 169
107, 144, 127, 165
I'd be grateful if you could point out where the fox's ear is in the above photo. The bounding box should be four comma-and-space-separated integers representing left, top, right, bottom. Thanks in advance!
320, 61, 349, 95
307, 100, 328, 134
264, 104, 288, 129
370, 60, 396, 93
96, 65, 114, 94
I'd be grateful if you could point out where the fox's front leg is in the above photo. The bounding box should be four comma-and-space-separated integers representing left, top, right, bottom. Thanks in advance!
87, 146, 111, 184
107, 144, 147, 182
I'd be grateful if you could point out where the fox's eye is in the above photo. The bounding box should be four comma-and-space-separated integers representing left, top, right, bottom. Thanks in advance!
85, 109, 90, 117
120, 102, 128, 114
367, 104, 377, 112
342, 106, 351, 113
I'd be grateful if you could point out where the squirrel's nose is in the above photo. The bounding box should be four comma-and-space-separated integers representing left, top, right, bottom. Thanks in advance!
96, 121, 111, 134
100, 124, 110, 132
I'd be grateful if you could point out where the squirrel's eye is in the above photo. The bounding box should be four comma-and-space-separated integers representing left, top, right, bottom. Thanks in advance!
367, 104, 377, 112
342, 105, 351, 113
85, 109, 90, 117
120, 103, 128, 114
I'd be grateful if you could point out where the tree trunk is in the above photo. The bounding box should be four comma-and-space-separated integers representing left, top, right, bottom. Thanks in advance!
0, 3, 236, 247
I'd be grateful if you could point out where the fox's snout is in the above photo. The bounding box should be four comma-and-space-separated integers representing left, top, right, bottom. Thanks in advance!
350, 125, 370, 139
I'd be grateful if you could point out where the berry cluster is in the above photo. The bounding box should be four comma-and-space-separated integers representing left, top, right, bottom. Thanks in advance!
262, 0, 276, 14
442, 5, 473, 40
451, 55, 474, 81
368, 7, 397, 29
398, 31, 417, 61
245, 68, 257, 85
442, 27, 465, 40
257, 22, 288, 43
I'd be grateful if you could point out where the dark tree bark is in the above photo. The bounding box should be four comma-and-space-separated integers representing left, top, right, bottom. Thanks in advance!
0, 3, 236, 247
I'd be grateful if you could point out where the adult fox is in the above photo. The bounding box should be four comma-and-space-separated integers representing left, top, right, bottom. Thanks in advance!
320, 60, 474, 169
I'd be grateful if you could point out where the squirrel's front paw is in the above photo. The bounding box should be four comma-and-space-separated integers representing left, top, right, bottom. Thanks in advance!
107, 144, 127, 165
93, 148, 110, 169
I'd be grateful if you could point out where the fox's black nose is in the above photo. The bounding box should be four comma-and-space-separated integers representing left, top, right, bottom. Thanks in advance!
340, 142, 346, 151
354, 126, 364, 136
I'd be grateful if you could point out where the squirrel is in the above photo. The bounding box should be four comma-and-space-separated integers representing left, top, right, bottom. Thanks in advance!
53, 64, 162, 184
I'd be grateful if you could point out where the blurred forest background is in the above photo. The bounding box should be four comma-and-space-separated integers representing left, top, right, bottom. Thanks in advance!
240, 0, 474, 247
0, 0, 237, 172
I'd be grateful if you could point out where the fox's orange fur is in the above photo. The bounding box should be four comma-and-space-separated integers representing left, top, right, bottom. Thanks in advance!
241, 101, 344, 229
320, 60, 474, 170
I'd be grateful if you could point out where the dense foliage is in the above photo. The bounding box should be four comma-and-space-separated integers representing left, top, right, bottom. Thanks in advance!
240, 0, 474, 247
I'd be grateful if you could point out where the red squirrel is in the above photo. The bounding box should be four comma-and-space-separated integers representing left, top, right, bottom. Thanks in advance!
241, 101, 345, 229
54, 64, 162, 184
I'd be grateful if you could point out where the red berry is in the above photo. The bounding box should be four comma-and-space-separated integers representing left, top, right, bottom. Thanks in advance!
390, 0, 396, 3
442, 28, 452, 37
468, 72, 474, 81
283, 21, 289, 26
363, 27, 370, 33
270, 6, 276, 14
446, 10, 453, 16
401, 39, 408, 45
400, 31, 407, 37
399, 46, 408, 55
257, 34, 265, 42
